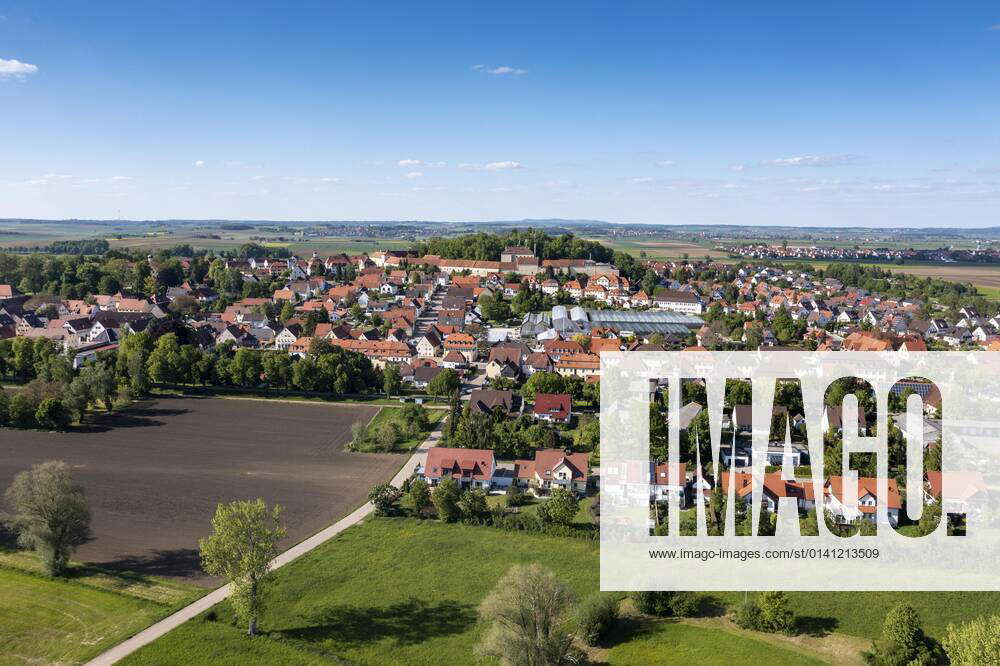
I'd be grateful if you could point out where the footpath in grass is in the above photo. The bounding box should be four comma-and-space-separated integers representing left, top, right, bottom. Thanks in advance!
0, 554, 204, 665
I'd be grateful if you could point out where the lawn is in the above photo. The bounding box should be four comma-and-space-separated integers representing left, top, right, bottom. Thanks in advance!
0, 556, 204, 665
603, 620, 825, 665
487, 493, 596, 525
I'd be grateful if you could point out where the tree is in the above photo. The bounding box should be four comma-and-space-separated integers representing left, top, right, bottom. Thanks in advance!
35, 397, 70, 431
368, 483, 401, 516
8, 392, 37, 428
404, 479, 431, 517
458, 488, 489, 522
199, 499, 286, 636
230, 348, 263, 387
539, 487, 579, 526
431, 478, 461, 522
147, 332, 183, 384
3, 461, 92, 576
80, 360, 117, 411
865, 602, 943, 665
383, 363, 402, 396
0, 391, 8, 427
427, 368, 460, 396
943, 614, 1000, 665
477, 563, 578, 666
522, 372, 565, 400
63, 376, 93, 423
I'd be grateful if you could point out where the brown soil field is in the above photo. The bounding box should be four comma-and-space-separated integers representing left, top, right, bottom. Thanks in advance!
885, 264, 1000, 288
0, 396, 397, 584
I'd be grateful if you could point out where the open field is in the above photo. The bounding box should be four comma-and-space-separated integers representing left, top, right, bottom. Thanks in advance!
350, 406, 446, 452
118, 518, 1000, 665
0, 396, 400, 583
0, 565, 204, 665
585, 237, 731, 260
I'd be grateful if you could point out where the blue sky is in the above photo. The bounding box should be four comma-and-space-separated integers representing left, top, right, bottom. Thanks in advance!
1, 1, 999, 226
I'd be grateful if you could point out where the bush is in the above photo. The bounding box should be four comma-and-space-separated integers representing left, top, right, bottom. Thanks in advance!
865, 602, 945, 665
539, 487, 579, 526
459, 488, 489, 523
404, 479, 430, 517
757, 590, 795, 634
669, 591, 701, 617
35, 397, 71, 431
630, 590, 674, 616
431, 478, 461, 523
0, 391, 8, 426
9, 392, 37, 429
734, 598, 763, 631
504, 485, 527, 508
576, 593, 620, 646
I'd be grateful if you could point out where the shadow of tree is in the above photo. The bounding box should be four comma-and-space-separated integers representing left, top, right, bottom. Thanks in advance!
280, 599, 475, 647
598, 612, 665, 648
73, 407, 189, 433
696, 593, 728, 618
91, 547, 203, 579
795, 614, 839, 637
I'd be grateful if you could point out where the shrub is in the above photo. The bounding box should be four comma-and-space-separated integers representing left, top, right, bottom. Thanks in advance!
669, 591, 701, 617
734, 598, 763, 631
576, 593, 620, 646
505, 485, 527, 508
459, 488, 489, 523
35, 398, 71, 431
629, 590, 674, 616
757, 591, 795, 634
864, 602, 945, 665
431, 478, 461, 523
539, 487, 579, 526
9, 392, 37, 429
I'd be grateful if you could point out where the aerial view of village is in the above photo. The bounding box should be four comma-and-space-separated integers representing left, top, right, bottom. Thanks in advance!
3, 2, 1000, 665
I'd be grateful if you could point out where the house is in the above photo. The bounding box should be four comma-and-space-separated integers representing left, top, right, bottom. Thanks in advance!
543, 338, 584, 360
411, 365, 446, 389
524, 351, 554, 374
651, 462, 688, 507
821, 405, 868, 435
441, 350, 468, 369
924, 470, 988, 519
443, 332, 477, 362
722, 471, 816, 513
468, 389, 522, 417
274, 324, 303, 350
513, 449, 588, 495
532, 393, 572, 424
419, 447, 496, 490
824, 476, 900, 526
554, 352, 600, 378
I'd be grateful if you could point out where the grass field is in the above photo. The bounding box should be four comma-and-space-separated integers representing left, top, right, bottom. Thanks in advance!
0, 557, 203, 665
602, 620, 825, 665
118, 517, 1000, 665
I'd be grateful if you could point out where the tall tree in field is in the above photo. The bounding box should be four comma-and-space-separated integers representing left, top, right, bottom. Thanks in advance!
3, 461, 92, 576
477, 563, 579, 665
199, 499, 286, 636
383, 363, 401, 396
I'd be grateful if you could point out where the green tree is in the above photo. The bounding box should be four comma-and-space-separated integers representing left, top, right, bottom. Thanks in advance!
404, 479, 431, 517
9, 392, 37, 428
477, 563, 578, 666
34, 398, 70, 431
199, 499, 286, 636
539, 487, 579, 526
367, 483, 401, 516
427, 368, 461, 396
757, 591, 795, 634
3, 461, 92, 576
458, 488, 489, 522
943, 614, 1000, 665
865, 602, 942, 665
575, 593, 620, 647
147, 333, 182, 384
383, 363, 402, 396
230, 348, 263, 387
522, 372, 565, 401
80, 360, 117, 411
431, 478, 461, 523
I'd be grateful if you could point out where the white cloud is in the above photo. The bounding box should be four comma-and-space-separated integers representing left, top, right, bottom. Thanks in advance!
109, 175, 132, 181
487, 66, 527, 76
631, 177, 655, 183
988, 24, 1000, 31
761, 154, 857, 167
319, 176, 340, 183
398, 159, 422, 167
0, 58, 38, 79
224, 160, 244, 167
405, 171, 423, 179
655, 160, 675, 167
194, 160, 205, 168
482, 160, 522, 170
471, 64, 485, 71
730, 164, 746, 172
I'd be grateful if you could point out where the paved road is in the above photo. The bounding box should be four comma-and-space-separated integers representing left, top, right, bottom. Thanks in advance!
86, 421, 445, 666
